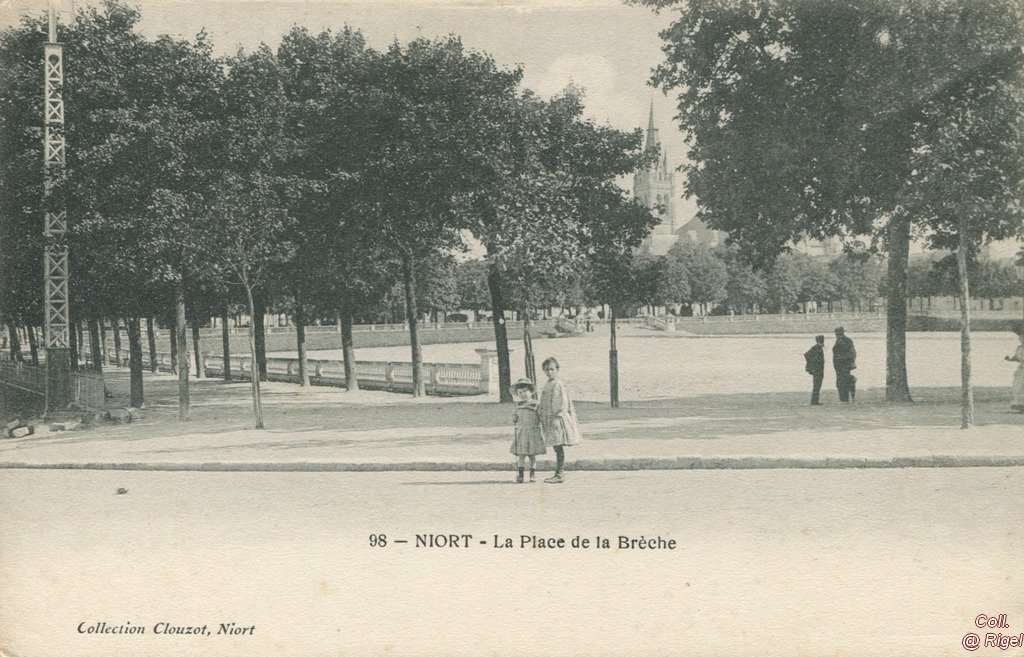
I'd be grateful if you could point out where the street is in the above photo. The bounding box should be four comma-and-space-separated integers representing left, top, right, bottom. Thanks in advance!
2, 468, 1022, 657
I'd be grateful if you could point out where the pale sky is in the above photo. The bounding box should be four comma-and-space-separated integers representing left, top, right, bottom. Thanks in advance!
3, 0, 697, 220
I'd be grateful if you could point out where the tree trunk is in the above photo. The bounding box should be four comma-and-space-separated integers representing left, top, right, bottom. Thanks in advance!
609, 305, 620, 408
295, 296, 309, 387
169, 319, 177, 375
401, 252, 425, 397
5, 319, 22, 362
146, 317, 157, 373
221, 306, 232, 382
100, 321, 109, 368
68, 318, 79, 370
88, 318, 102, 372
885, 214, 913, 402
485, 257, 513, 403
253, 289, 268, 382
191, 321, 205, 379
522, 310, 537, 384
127, 317, 144, 408
26, 325, 38, 365
111, 317, 122, 367
340, 300, 359, 391
175, 281, 190, 421
244, 284, 265, 429
955, 226, 974, 429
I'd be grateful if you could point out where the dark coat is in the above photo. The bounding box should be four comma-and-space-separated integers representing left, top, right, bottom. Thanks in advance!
804, 344, 824, 375
833, 336, 857, 372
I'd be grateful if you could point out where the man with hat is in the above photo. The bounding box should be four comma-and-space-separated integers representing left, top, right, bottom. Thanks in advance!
832, 327, 857, 402
804, 335, 825, 405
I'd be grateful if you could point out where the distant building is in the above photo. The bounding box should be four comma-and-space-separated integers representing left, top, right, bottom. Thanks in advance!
634, 103, 680, 256
633, 103, 725, 256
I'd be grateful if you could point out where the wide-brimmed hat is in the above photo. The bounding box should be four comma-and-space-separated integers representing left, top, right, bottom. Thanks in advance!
510, 378, 535, 391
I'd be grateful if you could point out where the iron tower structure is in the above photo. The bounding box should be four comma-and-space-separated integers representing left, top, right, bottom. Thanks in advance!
43, 5, 72, 414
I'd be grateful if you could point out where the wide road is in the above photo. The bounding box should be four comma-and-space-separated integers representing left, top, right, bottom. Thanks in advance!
1, 468, 1022, 657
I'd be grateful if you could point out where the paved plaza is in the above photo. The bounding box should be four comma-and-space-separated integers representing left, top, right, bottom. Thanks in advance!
2, 468, 1021, 657
2, 330, 1021, 471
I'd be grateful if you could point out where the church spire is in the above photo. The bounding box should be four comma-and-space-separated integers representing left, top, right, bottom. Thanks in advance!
644, 99, 661, 160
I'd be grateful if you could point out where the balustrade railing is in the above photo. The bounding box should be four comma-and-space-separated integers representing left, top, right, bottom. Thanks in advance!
78, 346, 500, 396
163, 317, 579, 337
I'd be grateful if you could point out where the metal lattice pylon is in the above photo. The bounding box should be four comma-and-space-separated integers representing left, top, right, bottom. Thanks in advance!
43, 39, 69, 350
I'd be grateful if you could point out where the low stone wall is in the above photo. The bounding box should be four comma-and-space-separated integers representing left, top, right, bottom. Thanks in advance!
83, 348, 501, 397
643, 312, 1020, 335
150, 319, 568, 355
648, 313, 888, 335
906, 315, 1022, 333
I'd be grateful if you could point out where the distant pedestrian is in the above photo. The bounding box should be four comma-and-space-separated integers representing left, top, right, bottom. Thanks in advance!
509, 378, 546, 483
538, 357, 583, 483
1005, 326, 1024, 413
832, 327, 857, 402
804, 335, 825, 405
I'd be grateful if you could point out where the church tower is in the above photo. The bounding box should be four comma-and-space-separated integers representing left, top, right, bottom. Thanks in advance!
633, 102, 677, 255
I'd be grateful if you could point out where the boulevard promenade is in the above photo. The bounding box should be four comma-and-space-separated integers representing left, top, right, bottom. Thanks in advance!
1, 366, 1021, 472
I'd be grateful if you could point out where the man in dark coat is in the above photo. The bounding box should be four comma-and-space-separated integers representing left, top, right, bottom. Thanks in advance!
832, 327, 857, 402
804, 335, 825, 405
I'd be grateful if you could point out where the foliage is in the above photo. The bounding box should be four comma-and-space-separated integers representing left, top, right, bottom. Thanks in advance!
828, 253, 885, 308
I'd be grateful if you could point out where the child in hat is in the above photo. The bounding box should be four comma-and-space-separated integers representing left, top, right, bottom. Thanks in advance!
510, 378, 546, 483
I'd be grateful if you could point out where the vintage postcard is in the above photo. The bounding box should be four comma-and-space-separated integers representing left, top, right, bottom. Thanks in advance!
1, 0, 1023, 655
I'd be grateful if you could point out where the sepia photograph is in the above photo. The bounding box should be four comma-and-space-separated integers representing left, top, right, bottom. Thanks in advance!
1, 0, 1023, 655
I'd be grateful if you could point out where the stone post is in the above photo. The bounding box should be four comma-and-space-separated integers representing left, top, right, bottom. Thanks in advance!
476, 347, 513, 397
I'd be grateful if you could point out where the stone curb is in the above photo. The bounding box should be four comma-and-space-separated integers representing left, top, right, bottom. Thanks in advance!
2, 455, 1024, 472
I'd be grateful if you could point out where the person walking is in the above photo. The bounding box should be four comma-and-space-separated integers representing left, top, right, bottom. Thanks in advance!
804, 335, 825, 405
538, 357, 582, 483
832, 327, 857, 402
1005, 326, 1024, 413
509, 378, 546, 482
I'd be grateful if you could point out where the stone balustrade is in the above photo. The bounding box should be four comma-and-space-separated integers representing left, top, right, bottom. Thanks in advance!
78, 346, 500, 397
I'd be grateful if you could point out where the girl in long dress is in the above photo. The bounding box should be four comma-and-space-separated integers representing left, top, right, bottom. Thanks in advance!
1006, 327, 1024, 412
538, 357, 582, 483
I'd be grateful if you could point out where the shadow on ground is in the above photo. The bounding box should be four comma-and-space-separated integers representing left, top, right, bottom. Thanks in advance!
5, 366, 1012, 461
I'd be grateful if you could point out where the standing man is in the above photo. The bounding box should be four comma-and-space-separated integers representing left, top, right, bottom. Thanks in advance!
804, 335, 825, 405
833, 327, 857, 402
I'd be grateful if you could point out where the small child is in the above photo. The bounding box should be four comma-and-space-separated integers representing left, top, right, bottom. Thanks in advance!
510, 378, 546, 483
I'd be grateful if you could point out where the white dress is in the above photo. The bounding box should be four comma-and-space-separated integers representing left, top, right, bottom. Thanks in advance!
539, 378, 583, 447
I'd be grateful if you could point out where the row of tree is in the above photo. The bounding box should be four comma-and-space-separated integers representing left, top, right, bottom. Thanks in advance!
0, 1, 658, 425
636, 0, 1024, 426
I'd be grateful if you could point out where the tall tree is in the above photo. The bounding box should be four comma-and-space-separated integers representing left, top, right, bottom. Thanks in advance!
585, 191, 662, 407
204, 174, 295, 429
354, 37, 521, 396
637, 0, 1023, 403
904, 32, 1024, 427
